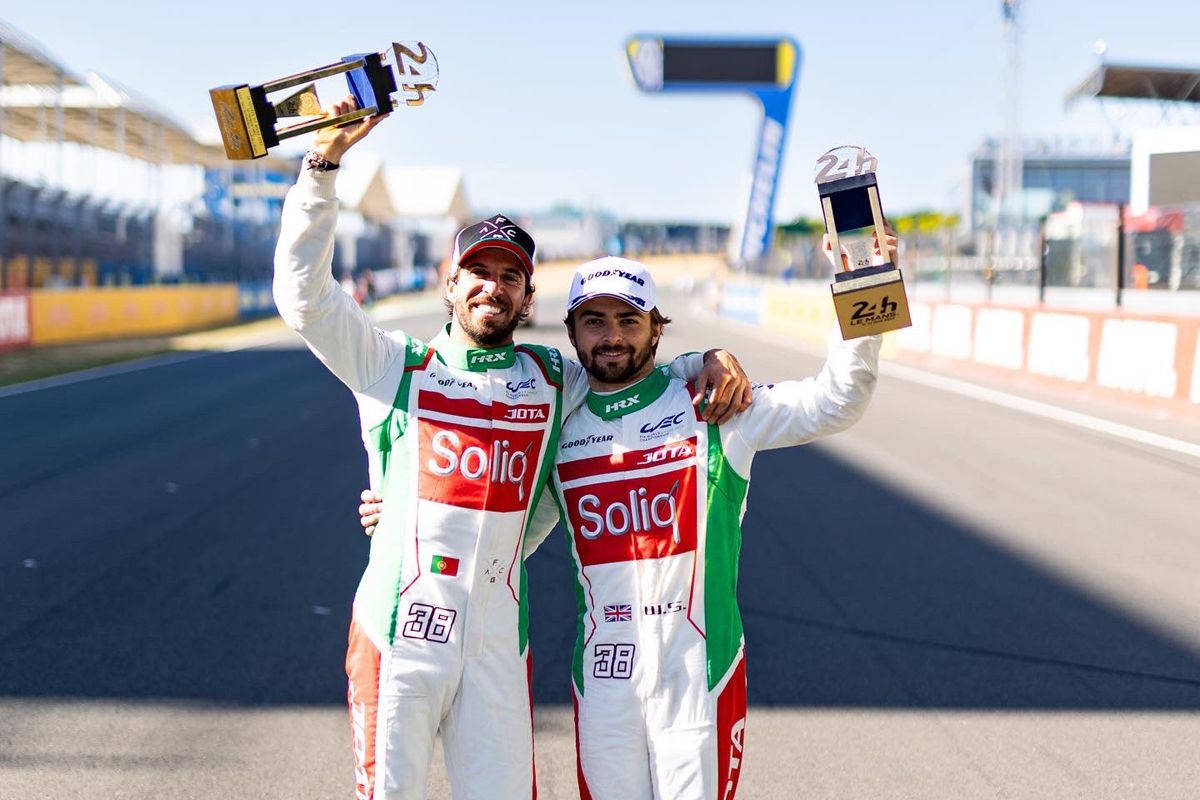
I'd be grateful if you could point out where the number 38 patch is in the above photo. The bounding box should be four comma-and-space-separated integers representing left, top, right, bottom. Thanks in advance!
402, 602, 457, 643
593, 643, 636, 679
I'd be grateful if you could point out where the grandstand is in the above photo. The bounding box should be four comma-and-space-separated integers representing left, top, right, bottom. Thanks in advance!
0, 20, 457, 294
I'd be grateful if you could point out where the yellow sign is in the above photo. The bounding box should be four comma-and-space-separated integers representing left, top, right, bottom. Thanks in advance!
31, 286, 239, 345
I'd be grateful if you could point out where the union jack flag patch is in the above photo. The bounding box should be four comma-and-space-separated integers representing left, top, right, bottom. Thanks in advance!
604, 604, 632, 622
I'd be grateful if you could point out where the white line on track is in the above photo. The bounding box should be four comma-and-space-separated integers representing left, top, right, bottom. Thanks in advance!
879, 360, 1200, 461
0, 351, 215, 399
703, 307, 1200, 463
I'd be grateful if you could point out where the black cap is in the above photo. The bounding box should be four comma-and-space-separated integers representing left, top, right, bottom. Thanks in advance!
452, 214, 536, 274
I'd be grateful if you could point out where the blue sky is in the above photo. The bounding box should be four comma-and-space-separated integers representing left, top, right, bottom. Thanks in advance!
2, 1, 1198, 222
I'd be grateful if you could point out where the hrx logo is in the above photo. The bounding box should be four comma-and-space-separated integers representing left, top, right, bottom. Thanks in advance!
605, 395, 640, 414
469, 351, 507, 367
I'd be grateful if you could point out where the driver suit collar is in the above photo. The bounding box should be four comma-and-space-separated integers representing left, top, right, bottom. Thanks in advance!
586, 364, 670, 421
431, 323, 517, 371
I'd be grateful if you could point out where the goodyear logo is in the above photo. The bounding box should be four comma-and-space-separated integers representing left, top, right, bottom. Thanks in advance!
581, 268, 645, 286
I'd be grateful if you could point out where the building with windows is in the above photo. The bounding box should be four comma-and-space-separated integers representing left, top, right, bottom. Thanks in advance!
966, 139, 1131, 236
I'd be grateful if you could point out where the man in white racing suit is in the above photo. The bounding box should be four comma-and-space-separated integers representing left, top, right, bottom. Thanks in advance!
274, 97, 751, 800
362, 249, 889, 798
544, 255, 882, 799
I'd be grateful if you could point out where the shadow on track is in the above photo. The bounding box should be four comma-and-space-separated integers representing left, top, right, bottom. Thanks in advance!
2, 347, 1198, 710
526, 445, 1200, 711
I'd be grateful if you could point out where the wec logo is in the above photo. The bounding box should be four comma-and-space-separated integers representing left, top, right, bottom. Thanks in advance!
639, 412, 686, 436
604, 395, 640, 414
505, 377, 536, 395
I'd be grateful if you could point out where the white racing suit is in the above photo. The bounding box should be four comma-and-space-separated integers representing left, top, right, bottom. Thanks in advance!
273, 167, 705, 800
543, 331, 881, 800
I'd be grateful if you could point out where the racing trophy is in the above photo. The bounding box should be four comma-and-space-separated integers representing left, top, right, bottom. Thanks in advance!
209, 42, 439, 160
815, 146, 911, 339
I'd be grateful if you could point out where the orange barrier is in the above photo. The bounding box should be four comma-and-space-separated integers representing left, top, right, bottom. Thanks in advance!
722, 278, 1200, 418
896, 299, 1200, 414
30, 286, 240, 346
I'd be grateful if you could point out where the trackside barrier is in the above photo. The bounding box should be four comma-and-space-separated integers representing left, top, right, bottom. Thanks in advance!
0, 291, 32, 350
719, 278, 1200, 416
30, 286, 240, 346
239, 281, 276, 319
719, 282, 765, 326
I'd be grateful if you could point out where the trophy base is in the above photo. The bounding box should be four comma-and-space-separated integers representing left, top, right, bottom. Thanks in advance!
830, 264, 912, 339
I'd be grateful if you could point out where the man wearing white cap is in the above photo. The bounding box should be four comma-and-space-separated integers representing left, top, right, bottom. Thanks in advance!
539, 253, 885, 800
274, 96, 753, 800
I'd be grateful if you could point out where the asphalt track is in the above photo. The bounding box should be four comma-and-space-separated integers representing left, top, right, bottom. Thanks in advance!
1, 291, 1199, 799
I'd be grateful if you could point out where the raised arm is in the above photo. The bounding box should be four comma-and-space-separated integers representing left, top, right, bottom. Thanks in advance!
273, 97, 403, 392
731, 329, 881, 453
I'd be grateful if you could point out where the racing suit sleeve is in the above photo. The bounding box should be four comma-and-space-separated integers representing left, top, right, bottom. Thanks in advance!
726, 327, 881, 455
273, 168, 404, 392
561, 351, 705, 414
521, 491, 561, 559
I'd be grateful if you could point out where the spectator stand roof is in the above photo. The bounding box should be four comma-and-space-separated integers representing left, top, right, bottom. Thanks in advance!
1, 20, 291, 170
1066, 62, 1200, 125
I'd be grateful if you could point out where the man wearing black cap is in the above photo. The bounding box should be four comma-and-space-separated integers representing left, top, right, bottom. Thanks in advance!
273, 97, 751, 800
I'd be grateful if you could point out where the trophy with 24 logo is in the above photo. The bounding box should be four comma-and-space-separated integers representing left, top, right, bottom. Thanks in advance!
815, 146, 911, 339
209, 42, 439, 160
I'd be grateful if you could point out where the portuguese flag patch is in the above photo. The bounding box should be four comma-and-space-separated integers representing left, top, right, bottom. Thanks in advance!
430, 554, 460, 576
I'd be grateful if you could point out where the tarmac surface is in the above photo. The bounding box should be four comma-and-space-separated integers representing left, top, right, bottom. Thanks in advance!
1, 290, 1198, 799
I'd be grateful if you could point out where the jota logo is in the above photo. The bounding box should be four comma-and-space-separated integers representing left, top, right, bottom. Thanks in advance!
504, 406, 547, 421
468, 351, 508, 367
577, 479, 682, 543
604, 395, 640, 414
639, 412, 686, 436
636, 442, 693, 466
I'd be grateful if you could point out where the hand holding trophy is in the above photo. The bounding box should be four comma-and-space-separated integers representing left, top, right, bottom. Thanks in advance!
814, 146, 911, 339
209, 42, 439, 160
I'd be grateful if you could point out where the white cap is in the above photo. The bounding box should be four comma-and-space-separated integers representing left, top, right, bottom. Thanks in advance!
567, 257, 658, 313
